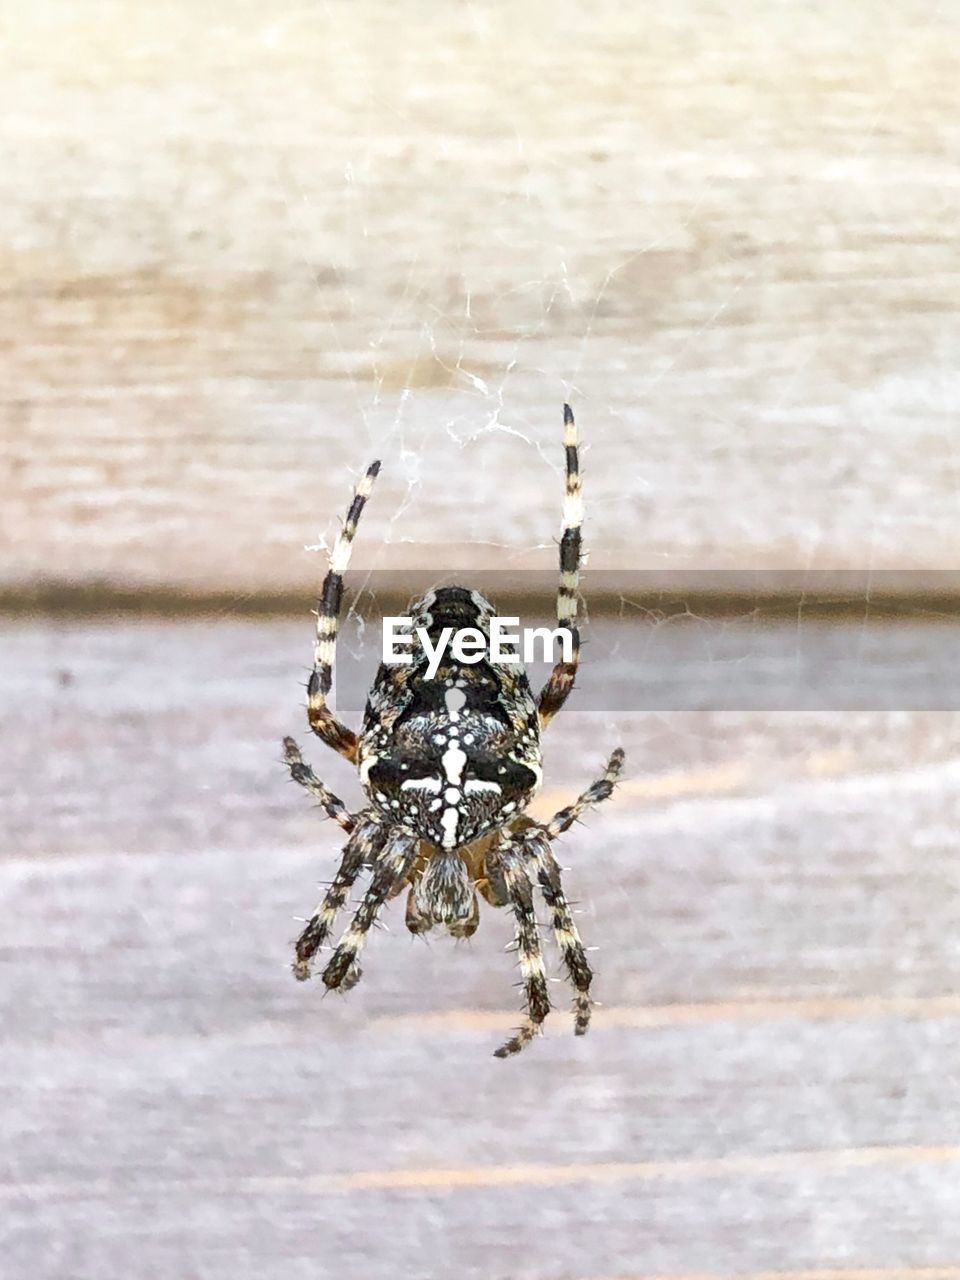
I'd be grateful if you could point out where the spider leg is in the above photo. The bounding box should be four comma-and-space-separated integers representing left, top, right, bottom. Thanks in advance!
493, 845, 551, 1059
404, 884, 432, 935
523, 829, 594, 1036
293, 812, 385, 981
322, 830, 418, 990
307, 459, 380, 762
503, 749, 622, 1034
538, 403, 582, 730
283, 737, 355, 832
541, 747, 625, 839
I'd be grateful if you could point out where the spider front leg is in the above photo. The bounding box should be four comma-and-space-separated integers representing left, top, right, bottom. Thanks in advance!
307, 459, 380, 762
492, 844, 551, 1059
292, 811, 385, 981
538, 404, 582, 730
322, 830, 419, 990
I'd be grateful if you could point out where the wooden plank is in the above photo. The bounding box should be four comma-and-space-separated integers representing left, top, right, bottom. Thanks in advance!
2, 618, 960, 1276
4, 2, 960, 596
5, 616, 960, 857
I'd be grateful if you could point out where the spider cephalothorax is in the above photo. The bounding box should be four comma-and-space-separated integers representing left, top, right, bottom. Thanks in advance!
360, 586, 543, 852
283, 406, 623, 1057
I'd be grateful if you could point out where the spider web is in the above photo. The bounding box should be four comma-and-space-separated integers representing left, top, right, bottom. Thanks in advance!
245, 1, 960, 808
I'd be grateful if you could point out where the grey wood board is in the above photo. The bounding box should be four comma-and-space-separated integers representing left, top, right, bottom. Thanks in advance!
4, 1, 960, 594
2, 618, 960, 1276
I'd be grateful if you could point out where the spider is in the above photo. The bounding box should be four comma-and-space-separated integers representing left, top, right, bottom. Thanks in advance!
283, 405, 624, 1057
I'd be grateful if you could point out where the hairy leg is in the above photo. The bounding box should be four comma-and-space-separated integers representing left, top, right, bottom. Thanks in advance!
541, 747, 625, 839
523, 829, 593, 1036
493, 845, 551, 1059
307, 459, 380, 761
322, 830, 418, 989
283, 737, 355, 832
538, 404, 582, 729
293, 812, 385, 981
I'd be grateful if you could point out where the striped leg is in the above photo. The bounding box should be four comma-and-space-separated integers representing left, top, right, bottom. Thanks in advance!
541, 747, 625, 839
538, 404, 583, 728
493, 846, 551, 1059
307, 460, 381, 762
524, 830, 594, 1036
283, 737, 355, 832
293, 812, 385, 981
321, 830, 418, 990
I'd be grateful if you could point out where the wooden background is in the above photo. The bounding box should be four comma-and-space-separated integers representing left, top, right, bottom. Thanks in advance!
3, 3, 960, 1278
3, 0, 960, 595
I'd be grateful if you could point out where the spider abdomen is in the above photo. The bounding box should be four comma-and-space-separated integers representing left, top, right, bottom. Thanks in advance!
358, 587, 542, 851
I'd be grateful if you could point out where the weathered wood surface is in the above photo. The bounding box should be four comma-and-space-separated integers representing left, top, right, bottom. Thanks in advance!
4, 1, 960, 597
2, 618, 960, 1278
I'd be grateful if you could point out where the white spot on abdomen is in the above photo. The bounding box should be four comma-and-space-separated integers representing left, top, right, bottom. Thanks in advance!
464, 779, 502, 795
440, 807, 459, 847
444, 686, 467, 722
401, 776, 442, 794
359, 755, 379, 785
441, 744, 467, 785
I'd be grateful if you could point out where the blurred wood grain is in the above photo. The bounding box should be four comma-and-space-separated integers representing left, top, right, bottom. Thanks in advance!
4, 2, 960, 1273
3, 0, 960, 598
2, 618, 960, 1277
